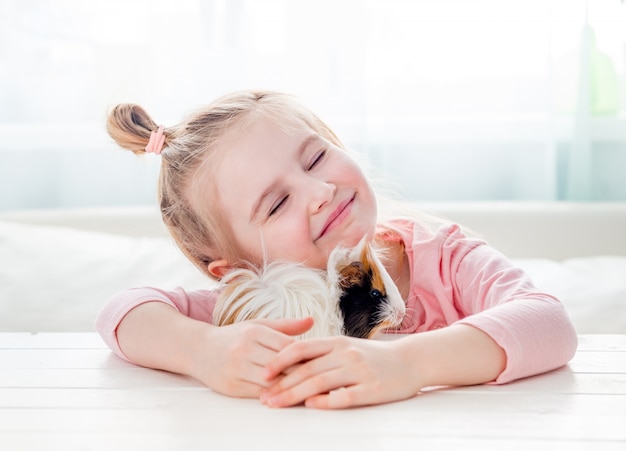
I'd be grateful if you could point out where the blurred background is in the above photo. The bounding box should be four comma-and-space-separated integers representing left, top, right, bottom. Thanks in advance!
1, 0, 625, 210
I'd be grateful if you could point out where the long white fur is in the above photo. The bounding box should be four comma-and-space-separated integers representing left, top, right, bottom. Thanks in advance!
212, 238, 405, 339
212, 261, 343, 339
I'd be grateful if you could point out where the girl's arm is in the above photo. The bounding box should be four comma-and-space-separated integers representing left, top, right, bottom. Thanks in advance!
260, 224, 577, 408
96, 289, 313, 397
260, 323, 504, 409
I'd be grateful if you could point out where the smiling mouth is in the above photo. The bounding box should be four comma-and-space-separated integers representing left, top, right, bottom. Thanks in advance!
317, 195, 355, 240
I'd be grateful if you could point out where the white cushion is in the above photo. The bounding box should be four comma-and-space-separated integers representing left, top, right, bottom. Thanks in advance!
0, 220, 212, 332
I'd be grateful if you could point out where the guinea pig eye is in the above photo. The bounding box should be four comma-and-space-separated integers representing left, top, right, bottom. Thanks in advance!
370, 289, 382, 299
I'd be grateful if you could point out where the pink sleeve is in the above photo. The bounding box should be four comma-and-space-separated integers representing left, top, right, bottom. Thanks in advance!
442, 226, 578, 383
95, 287, 219, 361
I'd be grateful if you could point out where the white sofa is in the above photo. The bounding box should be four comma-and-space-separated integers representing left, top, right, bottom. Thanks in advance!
1, 202, 625, 333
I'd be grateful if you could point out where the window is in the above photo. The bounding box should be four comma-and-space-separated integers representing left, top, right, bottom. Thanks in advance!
1, 0, 625, 209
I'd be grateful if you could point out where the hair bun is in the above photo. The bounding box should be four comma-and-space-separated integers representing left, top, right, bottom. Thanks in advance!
107, 104, 160, 155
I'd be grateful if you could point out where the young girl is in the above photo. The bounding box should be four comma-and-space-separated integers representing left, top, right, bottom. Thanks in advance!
97, 90, 577, 409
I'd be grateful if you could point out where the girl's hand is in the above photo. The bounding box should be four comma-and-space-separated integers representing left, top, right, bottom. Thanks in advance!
260, 325, 507, 409
115, 302, 315, 398
190, 317, 314, 398
259, 335, 423, 409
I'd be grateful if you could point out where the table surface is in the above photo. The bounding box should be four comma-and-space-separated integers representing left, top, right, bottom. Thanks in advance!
1, 333, 625, 450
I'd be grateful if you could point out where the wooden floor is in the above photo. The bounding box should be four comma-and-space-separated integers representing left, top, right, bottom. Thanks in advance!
1, 333, 625, 450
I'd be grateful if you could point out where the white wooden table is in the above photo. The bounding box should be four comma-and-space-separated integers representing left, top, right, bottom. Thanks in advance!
1, 333, 625, 450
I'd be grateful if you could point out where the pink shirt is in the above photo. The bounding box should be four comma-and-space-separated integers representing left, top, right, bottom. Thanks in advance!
95, 219, 577, 384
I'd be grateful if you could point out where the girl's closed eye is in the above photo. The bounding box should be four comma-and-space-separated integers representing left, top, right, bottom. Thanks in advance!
269, 195, 289, 217
307, 149, 326, 170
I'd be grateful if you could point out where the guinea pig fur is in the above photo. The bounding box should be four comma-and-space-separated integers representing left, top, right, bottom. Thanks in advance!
212, 261, 343, 339
327, 237, 406, 339
212, 238, 406, 339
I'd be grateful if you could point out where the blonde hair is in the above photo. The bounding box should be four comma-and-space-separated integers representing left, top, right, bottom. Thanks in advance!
106, 90, 346, 279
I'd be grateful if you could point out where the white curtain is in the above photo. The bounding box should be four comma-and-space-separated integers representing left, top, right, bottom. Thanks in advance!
1, 0, 625, 210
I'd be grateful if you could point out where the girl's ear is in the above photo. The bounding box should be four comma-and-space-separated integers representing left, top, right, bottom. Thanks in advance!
208, 259, 232, 279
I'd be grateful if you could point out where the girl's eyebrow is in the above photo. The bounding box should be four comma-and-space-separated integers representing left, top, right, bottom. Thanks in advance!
249, 134, 319, 222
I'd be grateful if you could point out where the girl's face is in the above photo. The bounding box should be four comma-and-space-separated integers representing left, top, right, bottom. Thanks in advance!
209, 116, 378, 269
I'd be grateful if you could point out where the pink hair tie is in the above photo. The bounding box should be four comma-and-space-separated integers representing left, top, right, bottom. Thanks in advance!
145, 125, 166, 155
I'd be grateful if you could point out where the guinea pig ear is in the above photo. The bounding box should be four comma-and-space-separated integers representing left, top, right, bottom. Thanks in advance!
347, 236, 369, 262
339, 261, 366, 289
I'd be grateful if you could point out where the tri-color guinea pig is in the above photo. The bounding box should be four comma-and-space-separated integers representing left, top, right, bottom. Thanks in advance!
332, 240, 406, 338
212, 237, 406, 339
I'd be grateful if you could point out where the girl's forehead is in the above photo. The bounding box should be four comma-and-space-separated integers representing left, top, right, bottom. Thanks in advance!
191, 115, 311, 197
241, 111, 315, 139
225, 115, 318, 160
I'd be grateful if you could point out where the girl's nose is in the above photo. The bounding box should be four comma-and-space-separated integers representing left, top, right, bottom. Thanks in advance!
309, 181, 336, 214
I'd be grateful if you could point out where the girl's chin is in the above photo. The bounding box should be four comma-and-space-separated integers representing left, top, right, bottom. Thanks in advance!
325, 230, 373, 258
302, 255, 328, 270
